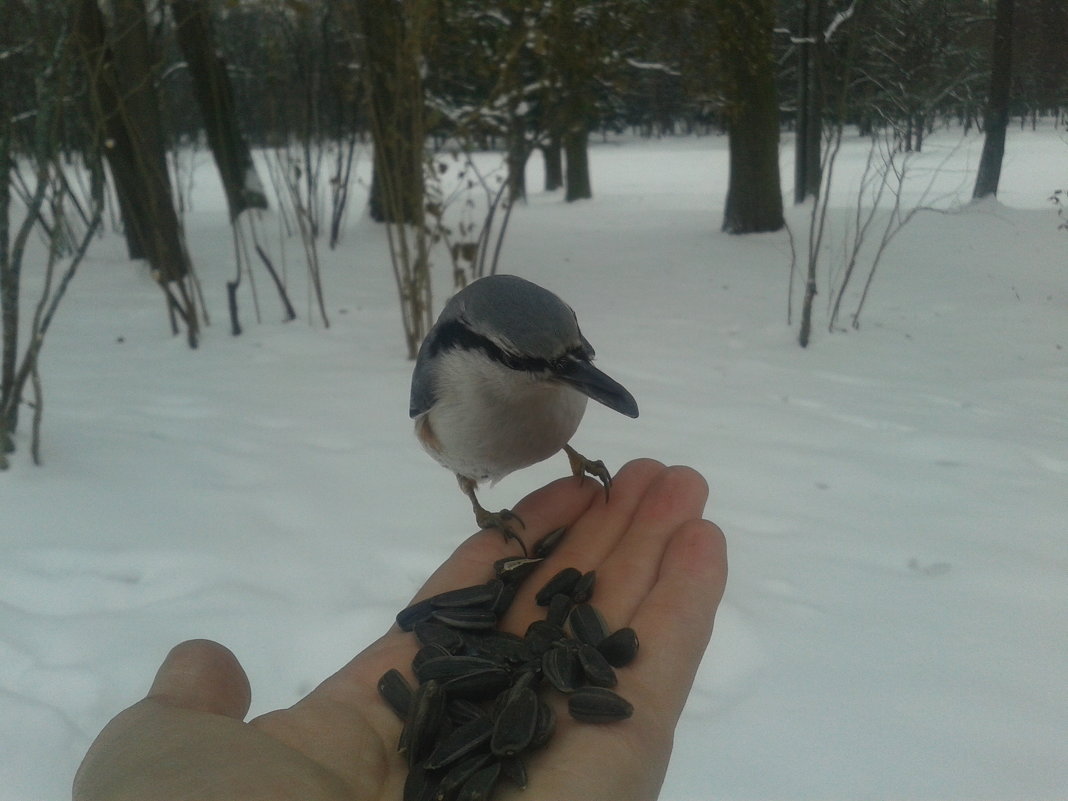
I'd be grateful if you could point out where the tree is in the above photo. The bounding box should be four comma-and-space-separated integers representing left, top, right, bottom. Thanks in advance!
973, 0, 1014, 199
170, 0, 268, 219
355, 0, 425, 224
714, 0, 784, 233
71, 0, 199, 345
794, 0, 825, 204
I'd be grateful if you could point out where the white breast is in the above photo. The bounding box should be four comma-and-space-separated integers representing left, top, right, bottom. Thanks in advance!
415, 348, 588, 484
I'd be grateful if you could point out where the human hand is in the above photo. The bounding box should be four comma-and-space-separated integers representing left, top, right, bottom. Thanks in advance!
73, 459, 727, 801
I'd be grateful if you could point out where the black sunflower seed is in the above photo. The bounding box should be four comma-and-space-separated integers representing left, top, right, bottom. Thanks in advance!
490, 685, 539, 757
428, 581, 503, 609
535, 567, 582, 605
596, 626, 640, 667
542, 642, 582, 693
436, 753, 493, 800
567, 687, 634, 723
424, 715, 494, 770
546, 593, 572, 628
403, 679, 447, 766
413, 621, 466, 653
378, 668, 414, 720
571, 570, 597, 604
457, 761, 501, 801
576, 642, 617, 688
414, 655, 501, 684
493, 556, 543, 585
431, 607, 498, 630
441, 667, 513, 701
567, 603, 608, 647
532, 526, 568, 558
397, 597, 437, 631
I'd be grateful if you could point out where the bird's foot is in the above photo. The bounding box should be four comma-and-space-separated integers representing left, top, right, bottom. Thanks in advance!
474, 507, 528, 555
564, 444, 612, 501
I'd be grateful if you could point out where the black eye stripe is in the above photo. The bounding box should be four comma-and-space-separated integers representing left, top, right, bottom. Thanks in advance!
428, 319, 555, 373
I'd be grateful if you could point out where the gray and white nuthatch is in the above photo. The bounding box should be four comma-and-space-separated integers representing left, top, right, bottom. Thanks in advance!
410, 274, 639, 553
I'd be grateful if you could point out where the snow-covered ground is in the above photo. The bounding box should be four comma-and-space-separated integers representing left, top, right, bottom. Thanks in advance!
2, 125, 1065, 800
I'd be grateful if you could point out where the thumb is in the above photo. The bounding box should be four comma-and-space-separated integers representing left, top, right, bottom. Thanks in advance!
147, 639, 251, 719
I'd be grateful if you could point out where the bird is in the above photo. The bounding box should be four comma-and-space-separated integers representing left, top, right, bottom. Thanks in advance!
410, 274, 639, 553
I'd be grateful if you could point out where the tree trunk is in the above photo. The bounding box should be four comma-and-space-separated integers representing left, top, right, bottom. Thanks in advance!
542, 136, 563, 191
716, 0, 784, 233
71, 0, 198, 344
794, 0, 823, 204
171, 0, 267, 219
563, 126, 592, 202
973, 0, 1015, 199
71, 0, 186, 280
356, 0, 424, 224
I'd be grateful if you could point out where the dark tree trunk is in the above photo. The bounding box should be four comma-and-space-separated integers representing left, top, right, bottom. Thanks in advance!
356, 0, 424, 224
973, 0, 1015, 199
72, 0, 188, 282
542, 136, 563, 191
563, 126, 591, 202
716, 0, 784, 233
794, 0, 823, 204
171, 0, 267, 219
506, 117, 529, 201
71, 0, 198, 344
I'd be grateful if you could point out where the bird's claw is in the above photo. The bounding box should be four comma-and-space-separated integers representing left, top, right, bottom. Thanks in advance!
565, 445, 613, 502
475, 508, 528, 555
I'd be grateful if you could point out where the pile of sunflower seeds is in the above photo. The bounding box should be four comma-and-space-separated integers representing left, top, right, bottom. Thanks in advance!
379, 528, 640, 801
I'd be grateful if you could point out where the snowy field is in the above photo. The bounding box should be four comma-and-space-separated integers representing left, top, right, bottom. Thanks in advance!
2, 124, 1066, 800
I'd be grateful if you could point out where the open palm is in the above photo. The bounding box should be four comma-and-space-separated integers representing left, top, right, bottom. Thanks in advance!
74, 459, 727, 801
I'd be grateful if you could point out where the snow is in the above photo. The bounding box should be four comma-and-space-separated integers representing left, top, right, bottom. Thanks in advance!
2, 124, 1066, 800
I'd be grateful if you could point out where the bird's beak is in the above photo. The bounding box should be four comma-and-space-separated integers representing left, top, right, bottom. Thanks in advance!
555, 357, 639, 418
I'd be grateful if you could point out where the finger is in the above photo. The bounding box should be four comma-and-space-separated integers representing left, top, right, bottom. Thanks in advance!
147, 639, 251, 720
499, 458, 670, 631
540, 458, 670, 570
593, 465, 710, 627
628, 519, 727, 716
399, 472, 601, 610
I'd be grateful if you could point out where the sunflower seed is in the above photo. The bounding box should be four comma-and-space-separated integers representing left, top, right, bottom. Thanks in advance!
414, 621, 466, 653
576, 642, 617, 688
532, 526, 568, 558
446, 698, 486, 726
462, 630, 530, 664
567, 687, 634, 723
397, 597, 437, 631
378, 668, 414, 720
403, 679, 447, 766
491, 685, 539, 757
596, 626, 640, 667
436, 753, 493, 800
542, 642, 583, 693
412, 644, 453, 673
490, 581, 518, 617
428, 581, 503, 609
441, 667, 513, 700
546, 592, 572, 627
571, 570, 597, 604
493, 556, 543, 585
524, 619, 565, 655
457, 761, 502, 801
403, 764, 441, 801
431, 607, 498, 630
499, 755, 528, 789
567, 602, 608, 647
530, 699, 556, 748
424, 715, 494, 770
414, 655, 501, 684
535, 567, 582, 605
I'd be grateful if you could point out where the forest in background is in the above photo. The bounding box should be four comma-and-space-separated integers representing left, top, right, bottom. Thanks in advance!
1, 0, 1066, 464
